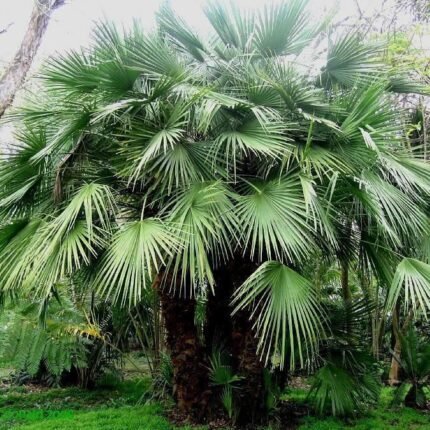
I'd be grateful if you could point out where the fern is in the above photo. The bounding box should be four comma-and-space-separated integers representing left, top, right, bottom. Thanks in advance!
0, 300, 92, 380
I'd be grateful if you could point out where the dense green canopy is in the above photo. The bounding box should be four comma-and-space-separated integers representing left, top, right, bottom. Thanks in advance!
0, 0, 429, 376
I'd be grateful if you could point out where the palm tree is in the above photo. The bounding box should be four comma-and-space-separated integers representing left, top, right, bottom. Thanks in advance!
0, 0, 429, 424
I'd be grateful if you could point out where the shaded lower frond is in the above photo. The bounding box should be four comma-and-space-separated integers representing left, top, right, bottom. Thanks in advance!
310, 355, 380, 416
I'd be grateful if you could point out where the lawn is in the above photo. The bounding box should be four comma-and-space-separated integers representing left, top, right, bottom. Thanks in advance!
0, 379, 428, 429
0, 380, 203, 430
285, 387, 430, 430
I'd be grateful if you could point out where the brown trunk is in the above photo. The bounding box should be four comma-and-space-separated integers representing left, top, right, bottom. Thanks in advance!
388, 306, 414, 386
205, 266, 234, 355
0, 0, 64, 117
229, 257, 266, 425
388, 337, 401, 386
207, 259, 268, 425
159, 286, 211, 421
340, 259, 351, 302
231, 309, 266, 425
389, 303, 402, 386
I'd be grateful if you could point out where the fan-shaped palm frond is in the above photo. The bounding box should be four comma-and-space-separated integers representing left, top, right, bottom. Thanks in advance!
392, 327, 430, 408
254, 0, 317, 57
358, 172, 429, 245
164, 181, 238, 291
386, 258, 430, 316
234, 175, 317, 262
214, 118, 288, 169
232, 261, 325, 369
157, 4, 207, 62
310, 356, 380, 416
95, 219, 180, 306
318, 33, 385, 88
204, 1, 254, 51
388, 73, 430, 95
0, 127, 51, 213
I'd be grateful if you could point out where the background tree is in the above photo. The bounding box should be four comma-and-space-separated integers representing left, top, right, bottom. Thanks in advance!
0, 0, 65, 118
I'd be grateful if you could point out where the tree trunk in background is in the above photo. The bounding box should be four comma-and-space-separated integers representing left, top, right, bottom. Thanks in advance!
388, 306, 414, 386
159, 287, 211, 421
340, 259, 351, 303
388, 304, 401, 386
0, 0, 64, 118
388, 338, 401, 386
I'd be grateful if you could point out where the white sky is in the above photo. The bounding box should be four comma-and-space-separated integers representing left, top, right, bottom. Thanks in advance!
0, 0, 426, 146
0, 0, 418, 69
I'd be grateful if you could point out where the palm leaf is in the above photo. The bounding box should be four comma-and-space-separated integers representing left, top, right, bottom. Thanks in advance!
204, 1, 254, 51
157, 4, 207, 62
386, 258, 430, 316
95, 219, 180, 306
318, 33, 385, 88
164, 181, 238, 292
254, 0, 316, 56
232, 261, 325, 369
234, 175, 316, 262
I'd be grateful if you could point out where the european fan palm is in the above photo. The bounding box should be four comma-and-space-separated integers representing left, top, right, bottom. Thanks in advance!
1, 0, 430, 423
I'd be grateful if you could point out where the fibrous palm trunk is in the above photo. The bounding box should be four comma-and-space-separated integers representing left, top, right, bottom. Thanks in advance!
157, 258, 267, 425
228, 258, 267, 425
159, 286, 211, 421
231, 309, 266, 425
207, 263, 266, 424
389, 303, 402, 386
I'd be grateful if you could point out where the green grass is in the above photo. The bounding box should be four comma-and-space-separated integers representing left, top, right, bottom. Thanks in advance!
0, 379, 428, 429
299, 409, 430, 430
0, 405, 158, 430
0, 380, 149, 410
7, 405, 202, 430
0, 379, 205, 430
295, 387, 430, 430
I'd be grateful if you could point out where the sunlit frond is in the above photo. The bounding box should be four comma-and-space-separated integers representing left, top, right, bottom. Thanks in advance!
95, 219, 180, 306
386, 258, 430, 316
232, 261, 325, 369
235, 175, 316, 263
164, 181, 238, 292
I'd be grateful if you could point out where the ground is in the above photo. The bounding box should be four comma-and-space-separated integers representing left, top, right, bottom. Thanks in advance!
0, 356, 429, 429
0, 381, 429, 429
